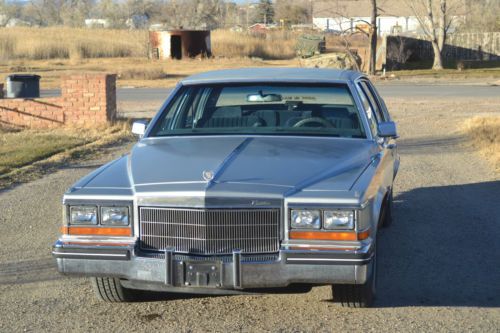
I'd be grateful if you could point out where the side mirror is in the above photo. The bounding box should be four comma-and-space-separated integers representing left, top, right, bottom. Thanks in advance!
132, 120, 148, 137
377, 121, 398, 138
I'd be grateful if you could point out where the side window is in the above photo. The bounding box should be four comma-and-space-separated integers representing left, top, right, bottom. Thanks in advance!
359, 81, 385, 123
157, 89, 187, 131
172, 88, 200, 129
355, 83, 378, 137
364, 80, 391, 120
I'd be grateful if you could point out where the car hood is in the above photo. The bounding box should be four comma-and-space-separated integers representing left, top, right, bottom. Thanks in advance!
127, 136, 377, 196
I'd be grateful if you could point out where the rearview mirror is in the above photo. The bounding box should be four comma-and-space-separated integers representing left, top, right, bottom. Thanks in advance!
377, 121, 398, 138
132, 120, 148, 137
247, 91, 282, 103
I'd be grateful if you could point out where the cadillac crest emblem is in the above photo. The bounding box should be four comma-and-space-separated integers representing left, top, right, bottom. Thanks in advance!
202, 170, 215, 181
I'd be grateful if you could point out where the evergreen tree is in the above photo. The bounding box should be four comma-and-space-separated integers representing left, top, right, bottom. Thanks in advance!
256, 0, 274, 24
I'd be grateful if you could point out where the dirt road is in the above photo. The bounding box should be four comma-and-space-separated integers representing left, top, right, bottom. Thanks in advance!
0, 96, 499, 332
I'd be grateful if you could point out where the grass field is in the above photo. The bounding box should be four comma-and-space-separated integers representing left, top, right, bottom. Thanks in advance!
0, 123, 133, 189
463, 117, 500, 173
0, 128, 87, 175
0, 27, 499, 89
390, 68, 500, 80
0, 27, 301, 61
0, 27, 149, 60
0, 57, 300, 89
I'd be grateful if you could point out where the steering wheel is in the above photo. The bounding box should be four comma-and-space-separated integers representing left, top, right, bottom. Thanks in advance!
293, 117, 333, 128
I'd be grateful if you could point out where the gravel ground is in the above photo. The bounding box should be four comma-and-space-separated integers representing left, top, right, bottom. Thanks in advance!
0, 96, 499, 332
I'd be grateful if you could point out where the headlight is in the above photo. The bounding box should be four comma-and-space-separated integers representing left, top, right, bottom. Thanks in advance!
70, 206, 97, 225
101, 206, 129, 226
324, 210, 354, 230
290, 209, 321, 229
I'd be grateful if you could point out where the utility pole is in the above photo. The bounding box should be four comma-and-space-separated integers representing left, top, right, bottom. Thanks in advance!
369, 0, 377, 75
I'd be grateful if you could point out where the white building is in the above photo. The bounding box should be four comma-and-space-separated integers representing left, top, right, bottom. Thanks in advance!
313, 16, 423, 35
85, 19, 110, 29
313, 0, 465, 36
0, 14, 30, 27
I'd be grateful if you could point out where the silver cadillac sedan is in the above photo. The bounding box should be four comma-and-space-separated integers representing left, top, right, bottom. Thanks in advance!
53, 68, 399, 308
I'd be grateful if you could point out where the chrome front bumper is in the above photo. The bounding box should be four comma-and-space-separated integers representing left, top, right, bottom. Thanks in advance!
53, 240, 374, 293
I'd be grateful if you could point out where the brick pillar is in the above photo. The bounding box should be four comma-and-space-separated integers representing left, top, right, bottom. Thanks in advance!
0, 83, 4, 99
61, 73, 117, 126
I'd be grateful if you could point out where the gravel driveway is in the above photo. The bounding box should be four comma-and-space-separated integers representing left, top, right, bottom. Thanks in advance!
0, 96, 499, 332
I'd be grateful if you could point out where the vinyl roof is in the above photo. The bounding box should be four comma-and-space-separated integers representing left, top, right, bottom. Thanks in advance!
181, 68, 365, 85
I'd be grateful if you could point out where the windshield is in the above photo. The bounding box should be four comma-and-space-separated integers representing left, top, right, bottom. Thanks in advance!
149, 84, 366, 139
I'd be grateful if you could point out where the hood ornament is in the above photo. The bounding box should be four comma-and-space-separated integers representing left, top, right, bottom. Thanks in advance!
202, 170, 215, 181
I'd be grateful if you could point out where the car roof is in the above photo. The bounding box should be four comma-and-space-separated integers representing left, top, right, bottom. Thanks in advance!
180, 67, 366, 86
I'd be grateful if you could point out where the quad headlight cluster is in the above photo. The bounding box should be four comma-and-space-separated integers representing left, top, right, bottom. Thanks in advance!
290, 209, 355, 230
69, 206, 130, 226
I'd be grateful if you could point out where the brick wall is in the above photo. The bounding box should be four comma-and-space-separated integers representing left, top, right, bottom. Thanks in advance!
0, 73, 116, 129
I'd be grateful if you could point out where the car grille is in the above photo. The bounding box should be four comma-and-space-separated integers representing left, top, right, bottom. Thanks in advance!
139, 207, 280, 255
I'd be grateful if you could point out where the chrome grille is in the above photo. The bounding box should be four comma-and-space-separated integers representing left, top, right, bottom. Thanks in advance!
139, 207, 280, 255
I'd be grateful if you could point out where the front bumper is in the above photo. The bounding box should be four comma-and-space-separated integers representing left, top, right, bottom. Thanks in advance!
53, 240, 374, 293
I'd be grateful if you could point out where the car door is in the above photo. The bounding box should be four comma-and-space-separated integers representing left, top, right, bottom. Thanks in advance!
356, 79, 398, 204
361, 80, 400, 181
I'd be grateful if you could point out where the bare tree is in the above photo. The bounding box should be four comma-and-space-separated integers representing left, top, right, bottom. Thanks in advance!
459, 0, 500, 32
161, 0, 223, 29
316, 0, 378, 74
275, 0, 309, 25
387, 36, 413, 70
406, 0, 458, 70
0, 0, 20, 27
61, 0, 95, 27
24, 0, 94, 27
98, 0, 127, 28
27, 0, 64, 26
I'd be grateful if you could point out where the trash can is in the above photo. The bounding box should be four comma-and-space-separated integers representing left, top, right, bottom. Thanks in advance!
6, 74, 41, 98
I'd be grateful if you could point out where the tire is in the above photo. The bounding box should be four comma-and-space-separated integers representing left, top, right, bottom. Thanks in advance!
331, 241, 377, 308
380, 190, 393, 228
91, 277, 138, 302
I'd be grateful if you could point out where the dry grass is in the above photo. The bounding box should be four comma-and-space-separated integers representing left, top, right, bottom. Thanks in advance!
211, 30, 297, 60
0, 128, 87, 175
0, 27, 301, 61
118, 66, 168, 80
0, 122, 133, 189
0, 57, 300, 89
0, 27, 148, 61
463, 117, 500, 173
0, 27, 497, 90
0, 27, 370, 62
0, 27, 303, 88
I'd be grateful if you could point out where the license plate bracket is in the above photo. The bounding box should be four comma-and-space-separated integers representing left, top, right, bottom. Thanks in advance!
184, 261, 222, 288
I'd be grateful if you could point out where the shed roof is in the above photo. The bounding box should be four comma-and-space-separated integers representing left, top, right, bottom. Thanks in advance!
149, 25, 211, 32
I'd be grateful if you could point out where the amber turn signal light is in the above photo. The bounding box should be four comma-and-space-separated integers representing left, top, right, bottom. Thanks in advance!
289, 229, 370, 241
60, 226, 131, 237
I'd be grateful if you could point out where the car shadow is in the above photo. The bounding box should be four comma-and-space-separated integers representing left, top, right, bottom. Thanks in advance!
376, 180, 500, 307
397, 135, 468, 155
131, 284, 313, 303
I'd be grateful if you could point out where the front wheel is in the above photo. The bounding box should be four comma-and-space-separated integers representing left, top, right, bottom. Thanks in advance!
91, 277, 140, 302
331, 243, 377, 308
